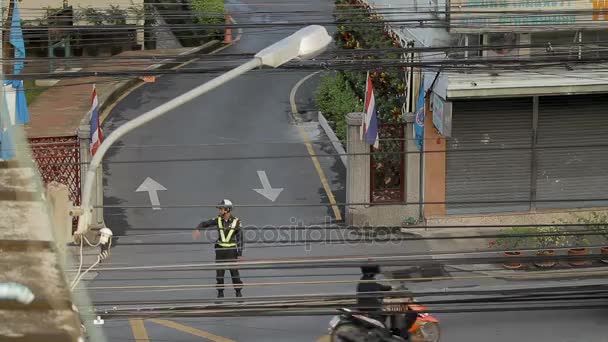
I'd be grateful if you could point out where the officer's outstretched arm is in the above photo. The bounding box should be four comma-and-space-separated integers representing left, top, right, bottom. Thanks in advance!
196, 219, 216, 230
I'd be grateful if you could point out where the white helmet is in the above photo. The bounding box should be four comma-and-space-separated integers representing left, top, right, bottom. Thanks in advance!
216, 199, 233, 210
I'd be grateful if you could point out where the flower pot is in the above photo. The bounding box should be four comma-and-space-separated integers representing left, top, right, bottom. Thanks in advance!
502, 251, 523, 269
601, 246, 608, 264
534, 249, 557, 268
567, 248, 590, 266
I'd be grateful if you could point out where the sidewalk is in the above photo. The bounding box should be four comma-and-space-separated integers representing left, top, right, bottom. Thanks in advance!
25, 41, 221, 138
405, 226, 608, 280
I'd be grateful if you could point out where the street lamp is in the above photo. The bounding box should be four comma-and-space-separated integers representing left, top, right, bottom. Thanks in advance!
74, 25, 332, 236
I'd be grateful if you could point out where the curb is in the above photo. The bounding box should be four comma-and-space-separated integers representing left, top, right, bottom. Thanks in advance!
447, 263, 608, 280
318, 111, 347, 168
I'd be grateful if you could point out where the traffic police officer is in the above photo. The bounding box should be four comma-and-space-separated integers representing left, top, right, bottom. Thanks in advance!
192, 199, 244, 299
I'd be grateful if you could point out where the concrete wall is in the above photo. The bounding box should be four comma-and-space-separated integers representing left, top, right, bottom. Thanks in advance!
345, 112, 419, 227
362, 0, 451, 49
21, 0, 144, 24
427, 208, 608, 227
21, 0, 145, 48
422, 96, 446, 217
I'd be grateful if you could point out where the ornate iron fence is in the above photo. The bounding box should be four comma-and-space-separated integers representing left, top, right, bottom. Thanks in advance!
370, 123, 406, 203
28, 136, 81, 229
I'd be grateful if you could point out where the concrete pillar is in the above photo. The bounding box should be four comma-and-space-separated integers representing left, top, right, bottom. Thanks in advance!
404, 112, 421, 220
46, 181, 71, 264
77, 125, 104, 230
346, 112, 370, 226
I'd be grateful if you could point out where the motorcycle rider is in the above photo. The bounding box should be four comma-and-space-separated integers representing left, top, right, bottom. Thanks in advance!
356, 265, 392, 322
356, 265, 418, 341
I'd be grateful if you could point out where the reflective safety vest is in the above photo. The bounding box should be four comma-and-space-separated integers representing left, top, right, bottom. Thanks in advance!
217, 217, 239, 248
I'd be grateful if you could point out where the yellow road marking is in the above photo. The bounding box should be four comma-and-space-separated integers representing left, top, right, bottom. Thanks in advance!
129, 319, 150, 342
297, 125, 342, 221
150, 319, 236, 342
317, 335, 331, 342
290, 72, 342, 221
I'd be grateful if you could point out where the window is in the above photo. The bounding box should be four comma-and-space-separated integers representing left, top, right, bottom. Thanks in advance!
582, 30, 608, 59
531, 31, 579, 58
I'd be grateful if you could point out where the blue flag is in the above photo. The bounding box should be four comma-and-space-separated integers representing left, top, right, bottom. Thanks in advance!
6, 1, 29, 125
414, 77, 425, 150
0, 1, 28, 160
0, 94, 15, 160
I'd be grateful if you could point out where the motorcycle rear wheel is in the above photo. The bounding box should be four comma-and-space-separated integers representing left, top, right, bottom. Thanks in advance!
330, 323, 368, 342
414, 322, 440, 342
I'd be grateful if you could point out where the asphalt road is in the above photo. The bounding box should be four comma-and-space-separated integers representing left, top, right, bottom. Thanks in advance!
89, 0, 608, 341
92, 0, 430, 340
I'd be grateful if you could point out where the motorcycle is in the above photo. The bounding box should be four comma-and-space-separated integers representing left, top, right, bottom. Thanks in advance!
328, 308, 406, 342
328, 299, 440, 342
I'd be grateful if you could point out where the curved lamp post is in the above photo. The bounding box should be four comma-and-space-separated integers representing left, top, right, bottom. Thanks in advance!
74, 25, 333, 236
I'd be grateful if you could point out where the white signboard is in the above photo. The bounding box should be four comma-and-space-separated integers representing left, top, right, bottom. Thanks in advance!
449, 0, 608, 32
432, 92, 452, 137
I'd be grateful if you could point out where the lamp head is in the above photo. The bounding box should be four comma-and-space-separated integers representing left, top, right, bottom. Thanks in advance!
255, 25, 332, 68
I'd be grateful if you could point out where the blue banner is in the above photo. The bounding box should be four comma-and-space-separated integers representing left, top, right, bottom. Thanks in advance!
414, 76, 425, 150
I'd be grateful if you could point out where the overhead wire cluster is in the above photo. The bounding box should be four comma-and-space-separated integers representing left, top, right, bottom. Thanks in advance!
16, 1, 606, 323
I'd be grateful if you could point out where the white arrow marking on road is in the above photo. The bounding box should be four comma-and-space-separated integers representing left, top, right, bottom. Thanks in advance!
136, 177, 167, 210
253, 170, 283, 202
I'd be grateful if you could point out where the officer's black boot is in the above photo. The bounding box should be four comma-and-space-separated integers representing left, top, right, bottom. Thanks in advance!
235, 288, 243, 302
215, 290, 224, 304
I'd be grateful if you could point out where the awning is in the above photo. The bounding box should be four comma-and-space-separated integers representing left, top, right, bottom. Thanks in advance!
435, 64, 608, 100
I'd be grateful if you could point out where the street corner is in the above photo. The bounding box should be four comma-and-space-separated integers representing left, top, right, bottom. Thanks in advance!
290, 71, 323, 120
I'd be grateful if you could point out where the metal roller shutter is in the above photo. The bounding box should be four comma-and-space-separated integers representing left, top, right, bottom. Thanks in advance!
446, 98, 533, 214
536, 94, 608, 209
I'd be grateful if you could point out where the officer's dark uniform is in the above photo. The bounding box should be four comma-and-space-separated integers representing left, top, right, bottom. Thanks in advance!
196, 215, 244, 297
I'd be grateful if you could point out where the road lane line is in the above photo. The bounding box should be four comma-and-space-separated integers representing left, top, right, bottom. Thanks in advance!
290, 71, 342, 221
297, 125, 343, 221
129, 319, 150, 342
150, 319, 236, 342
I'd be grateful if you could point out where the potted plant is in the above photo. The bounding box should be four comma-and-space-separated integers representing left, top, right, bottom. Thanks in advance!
565, 225, 591, 267
573, 212, 608, 263
489, 227, 534, 269
532, 226, 567, 268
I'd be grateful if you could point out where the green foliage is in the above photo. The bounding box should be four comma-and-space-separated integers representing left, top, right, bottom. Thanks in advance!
315, 72, 363, 142
190, 0, 225, 24
127, 1, 152, 21
330, 0, 405, 123
79, 7, 108, 25
24, 80, 45, 105
489, 227, 536, 250
533, 226, 568, 250
105, 5, 127, 25
558, 212, 608, 246
190, 0, 225, 41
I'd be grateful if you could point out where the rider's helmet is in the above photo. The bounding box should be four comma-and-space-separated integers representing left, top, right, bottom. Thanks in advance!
216, 199, 233, 211
361, 265, 381, 277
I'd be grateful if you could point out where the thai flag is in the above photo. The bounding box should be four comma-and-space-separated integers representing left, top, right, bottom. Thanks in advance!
360, 72, 380, 149
90, 85, 103, 155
